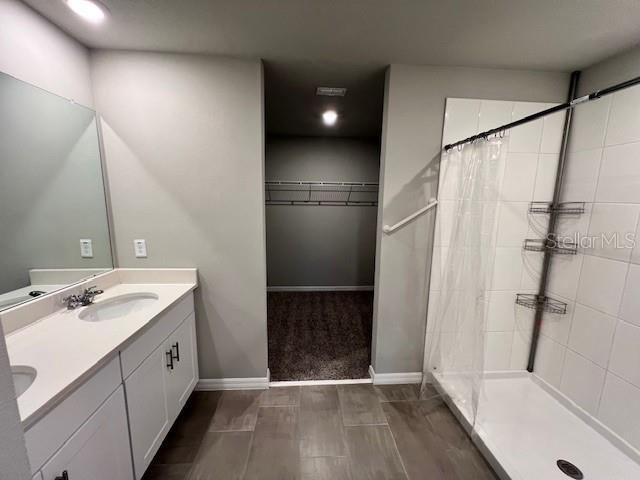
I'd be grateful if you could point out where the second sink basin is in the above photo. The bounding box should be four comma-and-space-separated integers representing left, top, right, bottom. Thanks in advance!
78, 293, 159, 322
12, 365, 36, 398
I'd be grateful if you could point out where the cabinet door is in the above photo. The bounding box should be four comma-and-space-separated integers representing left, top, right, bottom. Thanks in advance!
41, 386, 133, 480
165, 313, 198, 422
125, 346, 171, 479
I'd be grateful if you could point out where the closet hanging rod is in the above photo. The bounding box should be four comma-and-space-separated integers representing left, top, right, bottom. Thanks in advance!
383, 198, 438, 234
443, 74, 640, 151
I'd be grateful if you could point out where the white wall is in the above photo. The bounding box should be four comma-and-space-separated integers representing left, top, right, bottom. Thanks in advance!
91, 51, 268, 379
0, 3, 94, 477
0, 0, 93, 107
535, 79, 640, 451
374, 64, 568, 374
266, 136, 380, 287
428, 98, 564, 373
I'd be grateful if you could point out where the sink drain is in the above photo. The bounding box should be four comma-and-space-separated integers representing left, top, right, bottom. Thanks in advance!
557, 460, 584, 479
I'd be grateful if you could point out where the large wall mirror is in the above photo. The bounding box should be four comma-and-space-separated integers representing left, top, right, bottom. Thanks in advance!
0, 73, 113, 311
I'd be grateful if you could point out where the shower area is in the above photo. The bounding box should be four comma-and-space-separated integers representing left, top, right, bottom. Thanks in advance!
424, 73, 640, 479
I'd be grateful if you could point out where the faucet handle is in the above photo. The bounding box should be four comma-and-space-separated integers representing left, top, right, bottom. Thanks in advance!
62, 294, 81, 309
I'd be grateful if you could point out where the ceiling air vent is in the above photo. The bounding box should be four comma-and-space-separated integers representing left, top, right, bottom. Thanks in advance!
316, 87, 347, 96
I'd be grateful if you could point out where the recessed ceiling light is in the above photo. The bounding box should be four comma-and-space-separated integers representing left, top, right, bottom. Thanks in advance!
65, 0, 107, 24
322, 110, 338, 126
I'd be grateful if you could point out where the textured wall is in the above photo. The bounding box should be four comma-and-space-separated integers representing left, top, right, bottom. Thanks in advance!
91, 51, 268, 379
0, 0, 93, 107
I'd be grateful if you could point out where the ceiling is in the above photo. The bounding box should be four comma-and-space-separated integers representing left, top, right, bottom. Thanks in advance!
22, 0, 640, 137
22, 0, 640, 71
264, 61, 384, 137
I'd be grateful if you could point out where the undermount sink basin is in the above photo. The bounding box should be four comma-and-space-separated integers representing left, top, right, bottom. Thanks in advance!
78, 293, 159, 322
12, 365, 36, 398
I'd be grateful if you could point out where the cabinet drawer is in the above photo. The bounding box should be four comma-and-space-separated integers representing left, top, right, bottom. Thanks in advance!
25, 357, 121, 473
120, 293, 194, 379
41, 386, 132, 480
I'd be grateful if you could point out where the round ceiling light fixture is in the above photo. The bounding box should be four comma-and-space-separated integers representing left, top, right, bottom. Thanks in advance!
322, 110, 338, 126
65, 0, 107, 24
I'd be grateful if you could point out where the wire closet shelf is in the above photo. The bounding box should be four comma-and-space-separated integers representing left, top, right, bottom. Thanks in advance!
265, 181, 379, 206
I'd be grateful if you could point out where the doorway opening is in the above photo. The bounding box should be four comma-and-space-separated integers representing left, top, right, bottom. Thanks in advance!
264, 61, 385, 381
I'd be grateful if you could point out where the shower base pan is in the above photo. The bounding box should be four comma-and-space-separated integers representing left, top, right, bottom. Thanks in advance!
432, 372, 640, 480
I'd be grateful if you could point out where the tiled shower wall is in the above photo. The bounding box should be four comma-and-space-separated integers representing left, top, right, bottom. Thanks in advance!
429, 89, 640, 452
537, 84, 640, 451
427, 98, 563, 371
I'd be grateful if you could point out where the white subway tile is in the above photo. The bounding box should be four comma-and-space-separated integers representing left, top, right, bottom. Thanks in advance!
540, 296, 573, 346
509, 103, 545, 153
535, 335, 566, 387
442, 98, 480, 147
487, 290, 517, 332
510, 326, 533, 370
547, 253, 583, 301
620, 263, 640, 327
533, 154, 559, 201
496, 202, 530, 247
608, 321, 640, 388
632, 220, 640, 265
479, 100, 513, 132
598, 373, 640, 451
586, 203, 640, 262
561, 149, 603, 203
569, 96, 611, 152
492, 247, 524, 290
568, 303, 616, 367
576, 255, 628, 316
540, 110, 564, 154
484, 331, 514, 371
605, 86, 640, 146
500, 152, 538, 201
560, 350, 606, 415
596, 142, 640, 203
520, 248, 542, 291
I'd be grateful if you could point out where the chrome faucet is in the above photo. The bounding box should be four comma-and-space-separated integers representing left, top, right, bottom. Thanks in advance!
63, 286, 104, 310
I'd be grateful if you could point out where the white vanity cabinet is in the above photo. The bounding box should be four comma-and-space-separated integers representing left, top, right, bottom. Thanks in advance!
122, 298, 197, 479
23, 291, 198, 480
40, 387, 131, 480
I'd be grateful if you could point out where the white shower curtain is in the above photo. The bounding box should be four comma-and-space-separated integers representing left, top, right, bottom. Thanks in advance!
425, 135, 508, 427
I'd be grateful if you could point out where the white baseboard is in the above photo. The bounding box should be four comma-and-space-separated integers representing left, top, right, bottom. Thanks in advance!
369, 365, 423, 385
267, 285, 374, 292
196, 376, 269, 391
270, 378, 372, 387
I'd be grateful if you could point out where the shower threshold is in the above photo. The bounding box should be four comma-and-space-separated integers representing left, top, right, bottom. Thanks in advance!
432, 372, 640, 480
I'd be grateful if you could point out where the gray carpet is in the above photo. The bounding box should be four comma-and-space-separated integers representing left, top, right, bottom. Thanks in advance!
267, 291, 373, 381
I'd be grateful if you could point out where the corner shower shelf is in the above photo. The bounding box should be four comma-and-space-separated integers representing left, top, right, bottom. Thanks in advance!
523, 238, 578, 255
528, 201, 585, 215
515, 294, 568, 315
265, 181, 378, 206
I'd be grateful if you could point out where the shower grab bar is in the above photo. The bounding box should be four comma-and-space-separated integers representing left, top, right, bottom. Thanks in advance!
383, 198, 438, 234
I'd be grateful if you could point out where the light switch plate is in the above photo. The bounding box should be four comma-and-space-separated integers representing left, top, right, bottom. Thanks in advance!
80, 239, 93, 258
134, 239, 147, 258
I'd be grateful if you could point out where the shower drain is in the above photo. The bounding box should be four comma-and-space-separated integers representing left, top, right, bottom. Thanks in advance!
557, 459, 584, 479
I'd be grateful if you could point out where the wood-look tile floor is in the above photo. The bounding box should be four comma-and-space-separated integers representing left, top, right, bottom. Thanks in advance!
142, 384, 497, 480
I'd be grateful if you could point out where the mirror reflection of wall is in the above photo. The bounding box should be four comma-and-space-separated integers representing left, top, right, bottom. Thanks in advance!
0, 73, 113, 311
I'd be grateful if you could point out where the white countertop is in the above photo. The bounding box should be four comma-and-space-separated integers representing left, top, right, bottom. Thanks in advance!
6, 281, 196, 427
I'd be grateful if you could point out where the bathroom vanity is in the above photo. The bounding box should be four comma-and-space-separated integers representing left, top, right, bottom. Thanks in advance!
2, 269, 199, 480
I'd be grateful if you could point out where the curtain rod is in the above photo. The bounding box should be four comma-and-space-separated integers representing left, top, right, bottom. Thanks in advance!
443, 74, 640, 151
